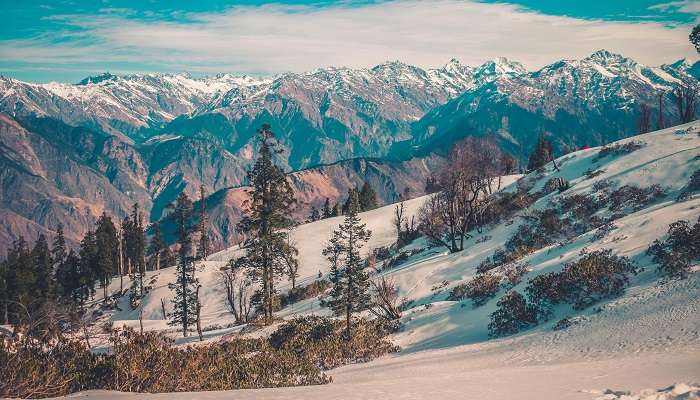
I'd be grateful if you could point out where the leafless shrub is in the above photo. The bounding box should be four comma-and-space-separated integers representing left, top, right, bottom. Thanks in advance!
369, 276, 402, 322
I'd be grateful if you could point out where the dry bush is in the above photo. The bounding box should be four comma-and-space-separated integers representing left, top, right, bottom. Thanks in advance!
279, 279, 331, 308
447, 273, 501, 307
607, 184, 666, 212
269, 316, 398, 370
647, 217, 700, 279
594, 140, 645, 161
369, 276, 402, 323
488, 291, 538, 337
525, 249, 639, 313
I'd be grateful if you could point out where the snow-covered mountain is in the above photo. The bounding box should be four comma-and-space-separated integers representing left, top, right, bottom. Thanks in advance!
2, 51, 695, 167
92, 121, 700, 399
0, 50, 698, 254
410, 50, 699, 157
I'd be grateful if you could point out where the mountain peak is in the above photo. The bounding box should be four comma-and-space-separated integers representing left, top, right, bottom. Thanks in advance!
475, 57, 526, 76
585, 49, 631, 66
77, 72, 118, 86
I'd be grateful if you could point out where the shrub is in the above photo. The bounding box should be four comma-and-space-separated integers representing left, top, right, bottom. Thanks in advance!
647, 217, 700, 279
1, 316, 399, 398
526, 249, 639, 312
607, 184, 666, 212
677, 169, 700, 201
488, 291, 538, 337
543, 177, 570, 194
503, 261, 529, 288
279, 279, 331, 308
594, 140, 645, 161
447, 273, 501, 307
269, 316, 398, 370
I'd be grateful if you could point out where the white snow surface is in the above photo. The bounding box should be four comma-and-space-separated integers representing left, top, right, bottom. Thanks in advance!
61, 123, 700, 400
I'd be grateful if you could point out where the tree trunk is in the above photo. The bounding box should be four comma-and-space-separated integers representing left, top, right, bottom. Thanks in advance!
139, 308, 144, 334
155, 252, 160, 271
196, 285, 203, 342
161, 298, 167, 320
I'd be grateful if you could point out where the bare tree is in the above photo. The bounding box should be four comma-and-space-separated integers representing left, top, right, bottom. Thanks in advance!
220, 259, 254, 324
418, 137, 504, 253
637, 103, 652, 134
673, 79, 698, 124
368, 276, 402, 322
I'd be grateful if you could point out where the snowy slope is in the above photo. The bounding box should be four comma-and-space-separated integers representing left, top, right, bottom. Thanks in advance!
85, 122, 700, 399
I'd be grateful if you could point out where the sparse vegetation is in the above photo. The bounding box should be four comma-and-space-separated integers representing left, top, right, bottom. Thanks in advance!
447, 272, 501, 307
488, 291, 538, 337
647, 217, 700, 279
594, 140, 645, 161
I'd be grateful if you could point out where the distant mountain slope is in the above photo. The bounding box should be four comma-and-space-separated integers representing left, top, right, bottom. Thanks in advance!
409, 51, 698, 158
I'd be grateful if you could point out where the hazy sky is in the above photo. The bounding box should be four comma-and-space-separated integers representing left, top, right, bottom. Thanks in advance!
1, 0, 698, 83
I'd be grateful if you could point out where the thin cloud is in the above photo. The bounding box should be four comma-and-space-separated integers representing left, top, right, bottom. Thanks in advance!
1, 0, 697, 81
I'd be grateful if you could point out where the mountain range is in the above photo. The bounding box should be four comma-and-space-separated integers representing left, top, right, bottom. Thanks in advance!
0, 50, 697, 253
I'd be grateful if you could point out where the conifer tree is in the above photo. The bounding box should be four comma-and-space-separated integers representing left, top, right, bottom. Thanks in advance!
31, 234, 53, 305
309, 206, 320, 222
126, 204, 147, 306
196, 185, 211, 260
95, 212, 118, 301
237, 124, 298, 324
332, 202, 341, 217
3, 238, 33, 323
342, 188, 358, 214
527, 134, 554, 171
79, 230, 98, 302
359, 182, 378, 211
322, 198, 332, 219
55, 249, 82, 305
168, 192, 199, 336
51, 224, 67, 300
149, 221, 167, 270
324, 192, 372, 337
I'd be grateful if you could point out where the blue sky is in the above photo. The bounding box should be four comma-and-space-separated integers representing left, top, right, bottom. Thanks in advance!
1, 0, 698, 83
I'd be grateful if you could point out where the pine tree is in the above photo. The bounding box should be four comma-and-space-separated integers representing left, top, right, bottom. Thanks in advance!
322, 198, 332, 219
55, 249, 82, 305
342, 188, 358, 214
527, 134, 554, 171
51, 224, 67, 300
79, 230, 98, 302
332, 203, 341, 217
309, 206, 320, 222
196, 185, 211, 260
31, 234, 53, 305
324, 193, 372, 337
3, 238, 33, 323
149, 221, 167, 270
95, 212, 118, 301
127, 204, 147, 306
237, 124, 298, 324
359, 182, 378, 211
168, 192, 199, 336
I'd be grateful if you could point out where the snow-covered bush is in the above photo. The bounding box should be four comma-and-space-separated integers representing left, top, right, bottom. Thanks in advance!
488, 291, 538, 337
526, 249, 639, 312
447, 272, 501, 307
503, 261, 530, 288
677, 169, 700, 201
607, 184, 666, 212
543, 177, 570, 194
594, 140, 645, 161
647, 217, 700, 279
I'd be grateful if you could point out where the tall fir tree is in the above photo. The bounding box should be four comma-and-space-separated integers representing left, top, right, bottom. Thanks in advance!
322, 198, 332, 219
309, 206, 320, 222
95, 213, 119, 301
149, 221, 167, 270
3, 238, 34, 323
51, 224, 67, 300
31, 234, 53, 305
78, 230, 98, 303
359, 181, 378, 211
324, 192, 372, 337
527, 134, 554, 171
196, 185, 211, 260
168, 192, 199, 336
237, 124, 298, 324
126, 204, 147, 306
